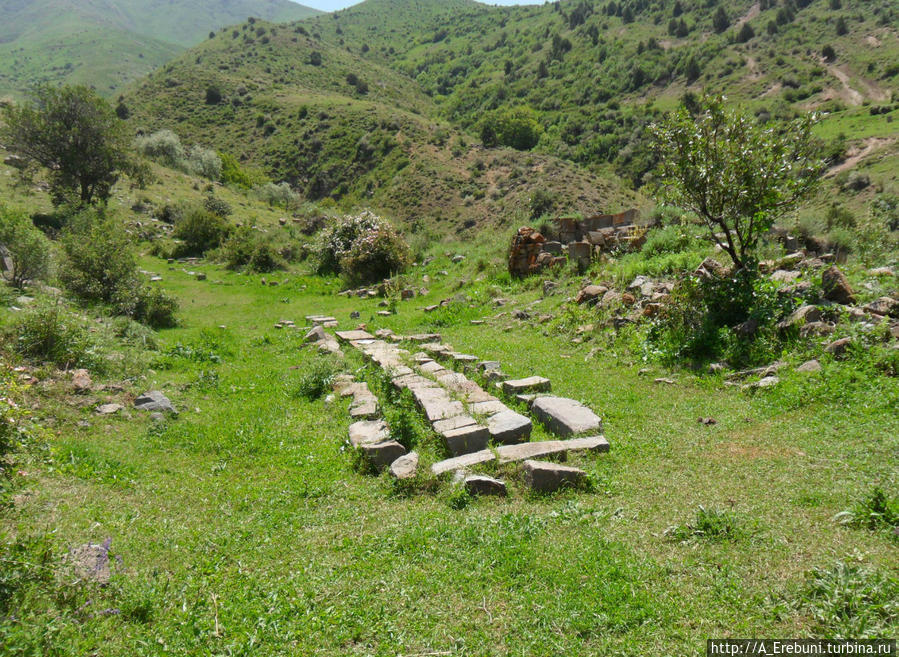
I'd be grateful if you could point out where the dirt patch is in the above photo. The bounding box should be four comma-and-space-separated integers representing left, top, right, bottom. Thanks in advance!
826, 64, 890, 106
745, 56, 761, 80
735, 2, 760, 28
825, 137, 897, 178
865, 35, 881, 47
760, 83, 782, 98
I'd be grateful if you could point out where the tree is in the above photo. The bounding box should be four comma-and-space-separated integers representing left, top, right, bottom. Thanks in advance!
0, 85, 132, 206
736, 22, 755, 43
651, 96, 822, 271
0, 206, 51, 288
712, 6, 729, 33
479, 106, 543, 151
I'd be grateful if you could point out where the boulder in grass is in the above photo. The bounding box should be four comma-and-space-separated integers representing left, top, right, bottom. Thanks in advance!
521, 460, 586, 493
821, 266, 855, 305
134, 391, 175, 413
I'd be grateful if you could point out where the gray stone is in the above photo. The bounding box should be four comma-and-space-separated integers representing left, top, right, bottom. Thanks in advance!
469, 400, 507, 416
864, 297, 899, 318
868, 267, 895, 277
433, 415, 478, 434
96, 403, 123, 415
778, 305, 822, 331
575, 285, 607, 305
487, 410, 532, 444
822, 266, 855, 305
825, 337, 852, 358
335, 330, 374, 342
796, 359, 822, 373
349, 400, 379, 420
134, 390, 175, 413
521, 460, 586, 493
464, 475, 507, 496
478, 360, 502, 373
304, 325, 328, 343
390, 451, 419, 480
71, 369, 92, 392
419, 397, 465, 423
348, 420, 390, 447
360, 441, 407, 471
531, 396, 602, 436
743, 376, 780, 390
443, 424, 490, 456
799, 322, 834, 338
430, 435, 609, 475
502, 376, 551, 396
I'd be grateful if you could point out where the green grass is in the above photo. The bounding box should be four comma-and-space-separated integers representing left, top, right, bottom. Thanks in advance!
2, 235, 897, 653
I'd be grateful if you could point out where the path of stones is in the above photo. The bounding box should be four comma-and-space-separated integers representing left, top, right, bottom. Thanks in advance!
317, 326, 609, 496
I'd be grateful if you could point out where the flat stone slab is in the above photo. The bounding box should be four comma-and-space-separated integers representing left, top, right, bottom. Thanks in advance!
443, 424, 490, 456
431, 435, 609, 475
348, 420, 389, 447
390, 451, 419, 480
433, 415, 479, 433
531, 396, 602, 436
487, 410, 532, 444
451, 353, 480, 364
497, 436, 609, 463
469, 400, 508, 416
360, 441, 407, 471
335, 330, 375, 342
521, 459, 586, 492
420, 398, 465, 422
96, 403, 123, 415
419, 360, 445, 374
349, 401, 379, 420
465, 475, 507, 496
502, 376, 551, 395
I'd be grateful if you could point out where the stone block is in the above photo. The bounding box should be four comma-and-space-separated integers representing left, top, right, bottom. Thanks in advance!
531, 396, 602, 436
487, 410, 532, 444
502, 376, 551, 395
443, 424, 490, 456
360, 441, 407, 471
521, 459, 586, 493
465, 475, 507, 496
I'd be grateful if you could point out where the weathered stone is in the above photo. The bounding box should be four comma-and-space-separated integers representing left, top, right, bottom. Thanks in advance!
443, 424, 490, 456
72, 369, 92, 393
304, 325, 328, 343
433, 415, 478, 434
868, 267, 895, 277
349, 400, 379, 420
778, 305, 822, 331
464, 475, 507, 496
743, 376, 780, 390
575, 285, 608, 305
335, 330, 374, 342
600, 290, 622, 307
497, 436, 608, 463
360, 441, 407, 471
821, 266, 855, 305
825, 337, 852, 358
864, 297, 899, 318
469, 399, 507, 416
531, 396, 602, 436
96, 403, 123, 415
694, 257, 728, 279
348, 420, 390, 447
65, 540, 113, 584
420, 398, 465, 422
390, 451, 419, 480
134, 390, 175, 413
521, 460, 586, 493
486, 410, 532, 444
502, 376, 551, 395
799, 322, 834, 338
776, 252, 805, 270
452, 254, 466, 263
796, 359, 822, 373
418, 360, 445, 374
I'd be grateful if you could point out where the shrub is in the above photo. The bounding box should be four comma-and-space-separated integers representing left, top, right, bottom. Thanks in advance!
736, 23, 755, 43
665, 506, 744, 542
59, 210, 140, 305
186, 145, 221, 181
13, 302, 97, 369
205, 85, 222, 105
131, 286, 178, 329
0, 206, 51, 288
822, 45, 836, 62
640, 223, 705, 257
835, 487, 899, 537
220, 152, 269, 189
254, 181, 300, 209
135, 130, 184, 167
219, 226, 285, 273
529, 188, 557, 220
314, 211, 410, 281
479, 106, 543, 150
294, 355, 340, 400
173, 207, 231, 256
202, 195, 231, 218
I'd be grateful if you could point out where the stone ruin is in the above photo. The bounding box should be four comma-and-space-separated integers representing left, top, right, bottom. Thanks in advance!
508, 209, 645, 277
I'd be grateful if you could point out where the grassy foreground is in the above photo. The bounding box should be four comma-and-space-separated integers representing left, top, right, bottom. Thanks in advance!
2, 248, 897, 655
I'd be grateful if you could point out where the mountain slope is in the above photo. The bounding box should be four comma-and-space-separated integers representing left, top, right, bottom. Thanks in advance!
0, 0, 322, 98
123, 17, 640, 231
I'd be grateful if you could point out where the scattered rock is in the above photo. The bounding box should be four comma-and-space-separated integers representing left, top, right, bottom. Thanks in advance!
389, 451, 419, 480
65, 538, 113, 584
350, 311, 361, 319
95, 403, 123, 415
442, 424, 490, 456
771, 270, 801, 283
360, 441, 407, 471
512, 309, 531, 320
743, 376, 779, 390
799, 322, 834, 338
451, 254, 465, 264
868, 267, 895, 277
824, 337, 852, 358
864, 297, 899, 318
71, 369, 92, 393
708, 363, 727, 374
698, 417, 717, 425
778, 305, 822, 331
521, 460, 586, 493
694, 257, 728, 279
134, 391, 175, 413
821, 266, 855, 305
464, 475, 507, 496
486, 410, 532, 445
600, 290, 622, 307
654, 378, 676, 385
796, 359, 822, 373
575, 285, 608, 305
304, 325, 327, 343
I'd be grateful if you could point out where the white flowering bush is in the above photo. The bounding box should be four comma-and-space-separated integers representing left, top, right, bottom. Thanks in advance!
314, 211, 411, 284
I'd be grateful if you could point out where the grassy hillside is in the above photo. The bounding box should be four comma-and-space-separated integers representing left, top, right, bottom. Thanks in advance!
0, 0, 322, 99
123, 17, 641, 232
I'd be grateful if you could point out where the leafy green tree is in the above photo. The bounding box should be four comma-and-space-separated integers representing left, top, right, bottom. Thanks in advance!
479, 106, 543, 151
0, 85, 132, 206
0, 206, 51, 288
652, 96, 822, 271
712, 6, 729, 33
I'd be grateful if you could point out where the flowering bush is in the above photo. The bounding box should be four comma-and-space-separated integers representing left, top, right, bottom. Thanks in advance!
314, 211, 411, 284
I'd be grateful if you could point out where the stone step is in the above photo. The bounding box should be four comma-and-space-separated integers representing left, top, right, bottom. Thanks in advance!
360, 441, 407, 471
521, 460, 586, 492
431, 435, 608, 475
464, 475, 507, 496
348, 419, 389, 447
443, 424, 490, 456
530, 396, 603, 436
502, 376, 551, 395
335, 329, 374, 342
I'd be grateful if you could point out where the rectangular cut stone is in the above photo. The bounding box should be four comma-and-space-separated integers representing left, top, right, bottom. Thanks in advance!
502, 376, 551, 395
433, 415, 478, 433
521, 460, 586, 492
419, 361, 445, 374
421, 343, 450, 354
421, 399, 465, 422
451, 353, 479, 364
496, 436, 609, 463
531, 396, 602, 436
349, 401, 379, 420
348, 420, 389, 447
487, 410, 532, 444
431, 450, 497, 476
360, 441, 407, 471
465, 389, 498, 404
469, 400, 508, 416
335, 330, 374, 342
442, 425, 490, 456
393, 374, 437, 390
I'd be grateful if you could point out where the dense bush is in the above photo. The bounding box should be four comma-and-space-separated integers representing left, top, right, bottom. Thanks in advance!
173, 207, 231, 257
254, 182, 300, 209
479, 106, 543, 150
219, 226, 285, 273
135, 131, 221, 181
13, 302, 98, 369
314, 211, 411, 284
220, 152, 270, 189
0, 206, 51, 288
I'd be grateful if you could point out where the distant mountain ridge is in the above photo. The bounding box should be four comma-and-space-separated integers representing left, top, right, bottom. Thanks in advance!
0, 0, 322, 98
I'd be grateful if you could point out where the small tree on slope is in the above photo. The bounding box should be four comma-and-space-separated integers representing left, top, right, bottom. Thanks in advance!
651, 96, 822, 271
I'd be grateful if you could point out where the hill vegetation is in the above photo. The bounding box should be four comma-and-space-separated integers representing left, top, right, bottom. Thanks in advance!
0, 0, 321, 98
